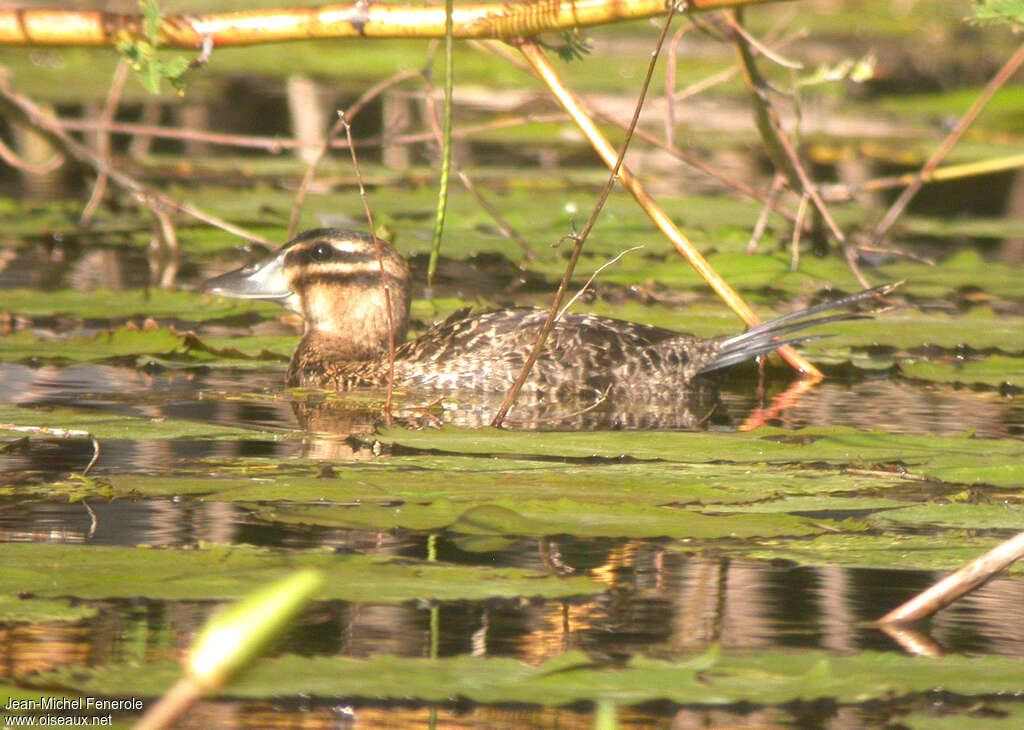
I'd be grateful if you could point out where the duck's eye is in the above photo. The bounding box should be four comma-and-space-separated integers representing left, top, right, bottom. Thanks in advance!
310, 242, 334, 262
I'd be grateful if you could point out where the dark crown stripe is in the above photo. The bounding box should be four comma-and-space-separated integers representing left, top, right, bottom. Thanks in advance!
283, 248, 384, 268
293, 271, 404, 291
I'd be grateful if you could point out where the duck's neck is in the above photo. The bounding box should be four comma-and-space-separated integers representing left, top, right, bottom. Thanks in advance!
286, 329, 396, 388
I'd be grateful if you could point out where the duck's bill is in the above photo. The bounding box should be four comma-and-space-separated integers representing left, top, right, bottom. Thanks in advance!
201, 252, 291, 301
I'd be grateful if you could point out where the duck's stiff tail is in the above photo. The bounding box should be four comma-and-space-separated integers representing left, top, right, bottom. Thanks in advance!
697, 283, 898, 375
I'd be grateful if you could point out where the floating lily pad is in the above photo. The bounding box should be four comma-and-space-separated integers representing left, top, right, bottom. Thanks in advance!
897, 354, 1024, 387
738, 533, 1022, 573
259, 498, 836, 539
0, 594, 98, 623
0, 403, 284, 441
371, 425, 1024, 487
0, 542, 600, 603
1, 288, 279, 323
28, 647, 1024, 706
869, 502, 1024, 530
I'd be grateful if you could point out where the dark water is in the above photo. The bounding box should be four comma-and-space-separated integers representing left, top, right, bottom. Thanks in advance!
2, 358, 1024, 728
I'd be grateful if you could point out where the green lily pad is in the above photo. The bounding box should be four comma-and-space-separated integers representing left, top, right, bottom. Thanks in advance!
28, 648, 1024, 706
259, 498, 836, 539
0, 542, 600, 603
739, 533, 1022, 573
870, 502, 1024, 530
0, 403, 284, 441
898, 354, 1024, 387
371, 425, 1024, 487
1, 288, 279, 323
0, 594, 98, 623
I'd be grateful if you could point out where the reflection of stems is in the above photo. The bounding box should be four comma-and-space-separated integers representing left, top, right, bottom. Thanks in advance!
515, 25, 820, 378
502, 384, 613, 425
871, 41, 1024, 245
737, 375, 818, 431
876, 623, 947, 658
0, 423, 100, 475
490, 10, 676, 427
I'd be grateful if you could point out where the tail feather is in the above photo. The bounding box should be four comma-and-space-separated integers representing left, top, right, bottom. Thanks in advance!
696, 283, 896, 375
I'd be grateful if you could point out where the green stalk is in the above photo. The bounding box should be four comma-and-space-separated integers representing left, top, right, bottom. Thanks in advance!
426, 0, 455, 293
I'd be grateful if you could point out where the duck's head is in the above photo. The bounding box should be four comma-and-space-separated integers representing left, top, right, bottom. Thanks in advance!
202, 228, 411, 357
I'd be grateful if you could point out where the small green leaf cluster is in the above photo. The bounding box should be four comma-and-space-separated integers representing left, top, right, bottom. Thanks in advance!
116, 0, 191, 95
973, 0, 1024, 25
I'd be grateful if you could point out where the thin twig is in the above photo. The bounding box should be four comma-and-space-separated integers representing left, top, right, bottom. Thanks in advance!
0, 135, 63, 174
81, 59, 128, 225
593, 108, 794, 218
857, 244, 935, 266
789, 192, 808, 271
474, 35, 797, 221
57, 111, 567, 156
557, 246, 643, 320
0, 74, 269, 244
419, 68, 536, 258
729, 10, 844, 242
288, 69, 419, 238
842, 237, 871, 289
823, 152, 1024, 202
664, 23, 695, 149
340, 112, 396, 425
726, 15, 802, 69
510, 14, 820, 378
871, 40, 1024, 245
455, 169, 536, 258
491, 5, 679, 427
748, 172, 786, 252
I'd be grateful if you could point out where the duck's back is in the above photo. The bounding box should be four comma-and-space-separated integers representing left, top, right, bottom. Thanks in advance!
393, 309, 714, 399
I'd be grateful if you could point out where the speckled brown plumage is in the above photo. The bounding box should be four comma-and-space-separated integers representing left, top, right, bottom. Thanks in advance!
203, 228, 888, 406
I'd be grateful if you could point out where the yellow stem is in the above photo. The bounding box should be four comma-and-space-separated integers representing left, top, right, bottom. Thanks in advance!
517, 41, 821, 378
1, 0, 790, 47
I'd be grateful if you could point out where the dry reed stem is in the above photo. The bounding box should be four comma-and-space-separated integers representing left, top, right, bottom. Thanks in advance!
491, 8, 678, 427
518, 26, 820, 377
870, 41, 1024, 245
876, 530, 1024, 625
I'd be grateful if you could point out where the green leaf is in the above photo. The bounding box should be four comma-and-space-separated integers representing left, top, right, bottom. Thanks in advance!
0, 543, 601, 603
